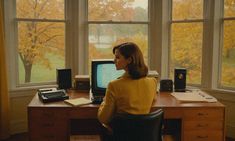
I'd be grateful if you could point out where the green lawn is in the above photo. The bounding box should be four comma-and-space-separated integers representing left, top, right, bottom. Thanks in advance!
19, 53, 64, 84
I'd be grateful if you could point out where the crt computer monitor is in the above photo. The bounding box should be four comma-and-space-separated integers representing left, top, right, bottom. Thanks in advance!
91, 59, 124, 96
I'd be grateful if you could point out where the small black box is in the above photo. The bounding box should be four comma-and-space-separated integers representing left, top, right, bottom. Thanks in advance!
174, 68, 187, 92
74, 75, 90, 92
160, 79, 173, 92
56, 69, 72, 90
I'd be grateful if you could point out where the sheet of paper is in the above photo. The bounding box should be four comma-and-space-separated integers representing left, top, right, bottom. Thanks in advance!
171, 90, 217, 102
64, 98, 92, 106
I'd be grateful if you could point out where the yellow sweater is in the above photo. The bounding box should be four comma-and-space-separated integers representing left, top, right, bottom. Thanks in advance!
97, 73, 157, 125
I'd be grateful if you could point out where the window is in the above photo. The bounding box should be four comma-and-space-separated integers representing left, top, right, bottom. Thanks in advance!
16, 0, 65, 84
220, 0, 235, 88
170, 0, 203, 85
88, 0, 149, 64
4, 0, 235, 92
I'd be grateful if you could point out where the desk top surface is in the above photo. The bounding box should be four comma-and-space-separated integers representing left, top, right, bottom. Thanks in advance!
28, 90, 224, 108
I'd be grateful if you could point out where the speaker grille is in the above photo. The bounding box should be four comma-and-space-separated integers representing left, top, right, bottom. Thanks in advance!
174, 68, 186, 92
56, 69, 72, 90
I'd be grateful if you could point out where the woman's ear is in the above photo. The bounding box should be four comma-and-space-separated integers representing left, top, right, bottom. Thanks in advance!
127, 57, 132, 64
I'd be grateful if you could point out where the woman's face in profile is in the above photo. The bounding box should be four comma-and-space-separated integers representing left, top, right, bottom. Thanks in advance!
114, 49, 130, 71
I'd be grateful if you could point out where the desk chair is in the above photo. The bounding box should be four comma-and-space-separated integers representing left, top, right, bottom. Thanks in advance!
110, 109, 164, 141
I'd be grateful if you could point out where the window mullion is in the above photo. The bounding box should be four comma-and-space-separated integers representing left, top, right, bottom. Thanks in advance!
149, 0, 170, 78
78, 0, 87, 75
88, 21, 149, 24
171, 19, 204, 23
16, 18, 66, 22
223, 17, 235, 20
201, 0, 223, 90
4, 0, 18, 89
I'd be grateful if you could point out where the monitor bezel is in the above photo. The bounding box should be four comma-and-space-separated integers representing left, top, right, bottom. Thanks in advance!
91, 59, 115, 96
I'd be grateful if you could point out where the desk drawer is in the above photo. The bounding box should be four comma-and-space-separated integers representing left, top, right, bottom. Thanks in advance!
30, 133, 67, 141
69, 108, 98, 119
184, 131, 223, 141
29, 108, 68, 120
30, 120, 67, 130
183, 108, 224, 120
30, 127, 68, 141
184, 121, 223, 130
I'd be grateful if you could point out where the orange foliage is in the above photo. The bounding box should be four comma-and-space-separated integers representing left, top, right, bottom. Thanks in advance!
171, 0, 203, 84
88, 0, 134, 21
17, 0, 65, 82
17, 0, 235, 86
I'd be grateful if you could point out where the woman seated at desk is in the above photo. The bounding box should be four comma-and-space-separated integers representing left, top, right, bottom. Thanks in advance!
97, 42, 157, 140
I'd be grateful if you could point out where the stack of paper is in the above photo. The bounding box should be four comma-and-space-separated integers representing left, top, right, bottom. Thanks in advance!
171, 91, 217, 102
64, 98, 92, 106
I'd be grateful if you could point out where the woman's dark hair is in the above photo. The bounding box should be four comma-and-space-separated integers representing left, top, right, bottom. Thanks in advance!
113, 42, 148, 79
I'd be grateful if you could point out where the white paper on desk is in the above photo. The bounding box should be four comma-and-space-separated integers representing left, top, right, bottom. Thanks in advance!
171, 91, 217, 102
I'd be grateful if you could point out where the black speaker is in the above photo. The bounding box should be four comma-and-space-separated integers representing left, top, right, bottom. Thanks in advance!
174, 68, 186, 92
160, 79, 173, 92
74, 75, 90, 92
56, 69, 72, 90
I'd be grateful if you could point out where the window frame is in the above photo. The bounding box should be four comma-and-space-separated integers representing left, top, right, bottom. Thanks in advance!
3, 0, 235, 93
4, 0, 78, 90
86, 0, 151, 68
218, 0, 235, 90
15, 19, 66, 86
169, 0, 204, 86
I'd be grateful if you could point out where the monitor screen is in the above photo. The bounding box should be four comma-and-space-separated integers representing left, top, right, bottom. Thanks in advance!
91, 60, 124, 95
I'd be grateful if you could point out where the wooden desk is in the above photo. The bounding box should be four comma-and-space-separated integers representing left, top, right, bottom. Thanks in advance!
28, 91, 225, 141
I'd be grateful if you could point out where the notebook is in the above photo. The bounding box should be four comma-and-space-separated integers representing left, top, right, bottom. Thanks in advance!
64, 98, 92, 106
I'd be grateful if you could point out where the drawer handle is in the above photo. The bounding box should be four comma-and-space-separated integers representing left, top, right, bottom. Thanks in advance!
197, 113, 208, 116
197, 124, 208, 127
42, 112, 54, 117
42, 123, 54, 127
197, 135, 208, 139
43, 135, 55, 139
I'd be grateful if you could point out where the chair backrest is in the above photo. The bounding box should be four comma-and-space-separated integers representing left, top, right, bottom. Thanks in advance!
110, 109, 164, 141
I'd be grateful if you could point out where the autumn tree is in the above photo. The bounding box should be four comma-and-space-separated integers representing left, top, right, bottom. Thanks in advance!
221, 0, 235, 86
88, 0, 134, 21
17, 0, 64, 83
88, 0, 135, 51
223, 0, 235, 58
171, 0, 203, 84
88, 0, 149, 62
18, 0, 138, 83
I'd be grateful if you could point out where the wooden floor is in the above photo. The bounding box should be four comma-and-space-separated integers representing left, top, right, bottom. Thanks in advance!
1, 132, 235, 141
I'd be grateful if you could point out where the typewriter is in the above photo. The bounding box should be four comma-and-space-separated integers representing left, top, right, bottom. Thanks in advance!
38, 88, 69, 103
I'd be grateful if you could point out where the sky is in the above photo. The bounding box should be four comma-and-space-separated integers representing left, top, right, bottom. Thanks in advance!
132, 0, 148, 9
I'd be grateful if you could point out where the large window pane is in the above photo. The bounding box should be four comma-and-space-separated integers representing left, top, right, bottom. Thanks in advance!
172, 0, 203, 20
221, 20, 235, 88
89, 24, 148, 62
170, 23, 202, 84
88, 0, 148, 21
16, 0, 64, 19
224, 0, 235, 17
18, 22, 65, 83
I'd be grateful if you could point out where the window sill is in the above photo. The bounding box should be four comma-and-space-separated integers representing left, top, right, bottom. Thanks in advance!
202, 88, 235, 102
9, 84, 57, 98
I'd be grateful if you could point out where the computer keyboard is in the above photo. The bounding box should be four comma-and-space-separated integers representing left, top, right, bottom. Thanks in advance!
38, 89, 69, 103
91, 96, 103, 104
44, 91, 65, 99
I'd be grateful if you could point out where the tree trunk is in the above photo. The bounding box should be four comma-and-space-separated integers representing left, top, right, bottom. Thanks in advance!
24, 63, 32, 83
